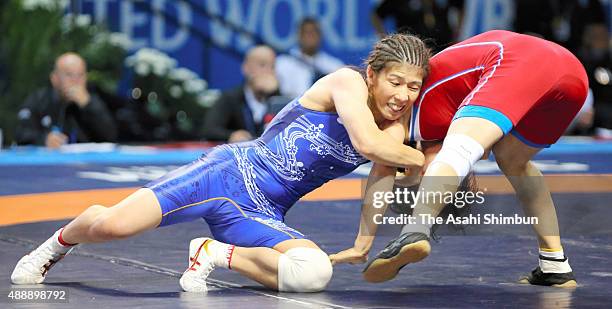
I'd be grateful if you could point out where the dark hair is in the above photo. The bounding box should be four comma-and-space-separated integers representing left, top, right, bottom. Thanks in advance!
365, 33, 432, 77
298, 17, 320, 34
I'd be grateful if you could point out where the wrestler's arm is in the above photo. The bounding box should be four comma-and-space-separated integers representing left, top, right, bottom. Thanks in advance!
396, 140, 442, 186
330, 68, 424, 169
329, 123, 405, 264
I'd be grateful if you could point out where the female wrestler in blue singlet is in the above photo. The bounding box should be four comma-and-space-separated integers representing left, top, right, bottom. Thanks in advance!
12, 34, 432, 292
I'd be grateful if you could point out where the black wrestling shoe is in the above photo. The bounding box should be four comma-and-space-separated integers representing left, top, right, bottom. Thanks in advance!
519, 266, 577, 288
362, 232, 430, 283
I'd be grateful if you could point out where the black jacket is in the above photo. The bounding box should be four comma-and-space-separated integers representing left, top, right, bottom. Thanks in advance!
15, 87, 118, 145
202, 85, 268, 142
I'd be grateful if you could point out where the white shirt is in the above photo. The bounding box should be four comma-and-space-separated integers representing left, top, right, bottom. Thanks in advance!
244, 87, 268, 124
275, 48, 344, 99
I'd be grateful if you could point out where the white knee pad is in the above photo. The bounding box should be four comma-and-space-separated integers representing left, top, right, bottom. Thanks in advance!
277, 247, 333, 292
430, 134, 484, 181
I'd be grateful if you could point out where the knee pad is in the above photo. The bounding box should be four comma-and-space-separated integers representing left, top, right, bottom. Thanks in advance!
430, 134, 484, 181
277, 247, 332, 292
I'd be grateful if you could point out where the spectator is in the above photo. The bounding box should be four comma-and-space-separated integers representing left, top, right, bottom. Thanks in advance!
202, 45, 279, 143
564, 0, 607, 54
513, 0, 556, 40
371, 0, 464, 51
275, 17, 344, 99
577, 23, 612, 136
15, 52, 117, 148
566, 89, 595, 135
522, 0, 608, 53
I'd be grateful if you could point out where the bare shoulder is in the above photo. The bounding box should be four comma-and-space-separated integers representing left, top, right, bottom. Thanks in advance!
327, 68, 366, 87
324, 68, 368, 101
308, 68, 367, 95
301, 68, 366, 112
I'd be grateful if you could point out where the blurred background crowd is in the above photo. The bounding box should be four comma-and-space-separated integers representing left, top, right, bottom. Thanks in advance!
0, 0, 610, 148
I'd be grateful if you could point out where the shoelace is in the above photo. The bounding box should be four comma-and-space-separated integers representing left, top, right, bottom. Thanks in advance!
199, 262, 215, 279
188, 254, 215, 279
28, 243, 65, 275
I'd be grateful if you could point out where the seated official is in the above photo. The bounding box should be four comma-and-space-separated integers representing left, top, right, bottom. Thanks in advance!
15, 52, 117, 148
202, 45, 280, 143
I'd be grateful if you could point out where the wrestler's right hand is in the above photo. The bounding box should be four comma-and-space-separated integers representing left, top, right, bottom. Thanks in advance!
329, 247, 368, 265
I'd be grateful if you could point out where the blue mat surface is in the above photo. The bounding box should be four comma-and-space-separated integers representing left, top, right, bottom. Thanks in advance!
1, 140, 611, 308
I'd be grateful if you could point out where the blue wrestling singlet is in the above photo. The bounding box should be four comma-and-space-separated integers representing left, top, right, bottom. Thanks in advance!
146, 99, 369, 248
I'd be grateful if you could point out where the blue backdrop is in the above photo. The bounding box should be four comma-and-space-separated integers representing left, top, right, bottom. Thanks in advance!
78, 0, 610, 94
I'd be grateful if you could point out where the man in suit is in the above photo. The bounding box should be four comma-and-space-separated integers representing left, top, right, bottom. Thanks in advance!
15, 52, 117, 148
202, 45, 279, 143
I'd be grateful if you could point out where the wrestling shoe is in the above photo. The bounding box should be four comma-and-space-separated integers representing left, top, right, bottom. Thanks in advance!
180, 237, 215, 292
362, 232, 430, 283
519, 256, 577, 288
11, 229, 74, 285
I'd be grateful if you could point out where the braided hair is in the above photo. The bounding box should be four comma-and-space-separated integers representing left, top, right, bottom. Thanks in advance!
365, 33, 432, 77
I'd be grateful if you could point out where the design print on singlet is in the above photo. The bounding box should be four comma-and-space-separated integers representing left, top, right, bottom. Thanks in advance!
231, 146, 277, 217
255, 115, 367, 182
251, 217, 305, 237
229, 99, 369, 217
